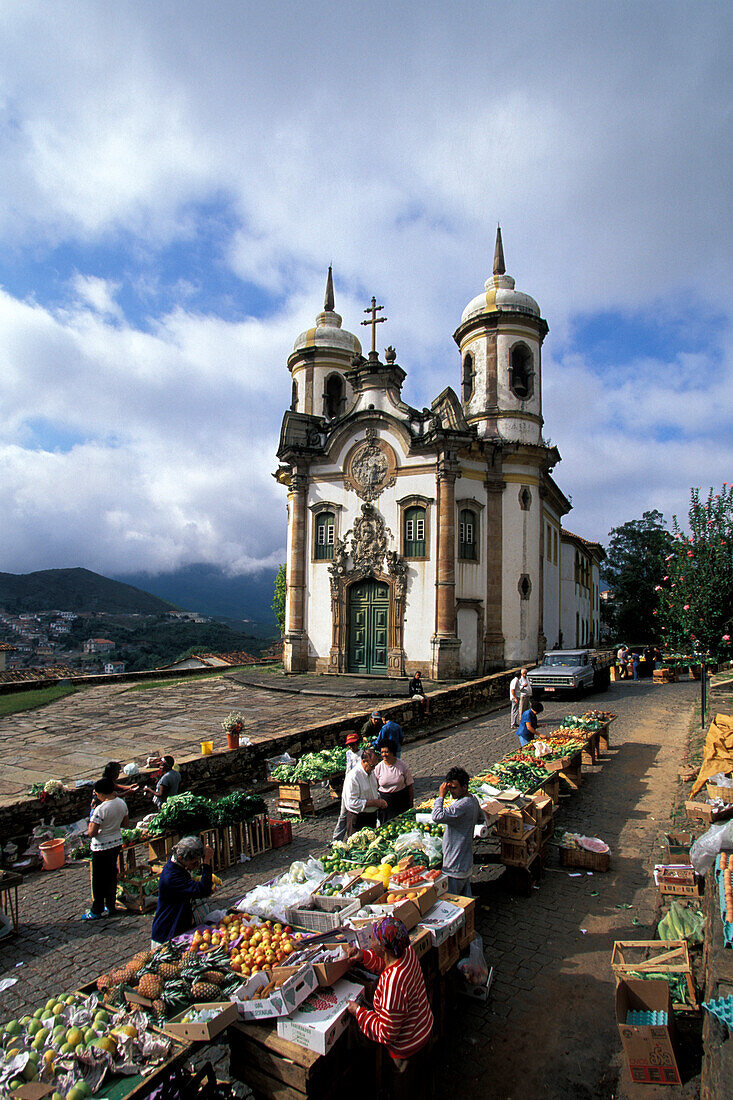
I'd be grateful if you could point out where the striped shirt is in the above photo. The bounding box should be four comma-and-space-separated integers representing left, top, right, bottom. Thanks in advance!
353, 945, 433, 1060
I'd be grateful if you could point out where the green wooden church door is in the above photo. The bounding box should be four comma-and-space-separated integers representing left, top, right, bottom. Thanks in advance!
348, 579, 389, 675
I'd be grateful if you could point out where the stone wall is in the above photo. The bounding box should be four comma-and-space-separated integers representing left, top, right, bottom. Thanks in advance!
0, 666, 520, 846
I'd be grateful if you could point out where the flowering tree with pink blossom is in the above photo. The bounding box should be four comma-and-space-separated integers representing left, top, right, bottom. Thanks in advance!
656, 484, 733, 659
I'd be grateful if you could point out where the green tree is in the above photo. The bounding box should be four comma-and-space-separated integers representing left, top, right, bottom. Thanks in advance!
603, 510, 674, 643
656, 484, 733, 659
272, 564, 287, 637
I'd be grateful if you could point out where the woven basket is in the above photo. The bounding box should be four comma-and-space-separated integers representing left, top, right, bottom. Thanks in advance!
559, 845, 610, 872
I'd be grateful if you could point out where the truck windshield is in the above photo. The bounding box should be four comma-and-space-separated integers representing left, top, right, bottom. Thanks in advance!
542, 655, 578, 667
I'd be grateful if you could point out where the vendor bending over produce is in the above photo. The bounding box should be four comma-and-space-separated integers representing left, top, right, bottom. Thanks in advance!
515, 700, 543, 747
431, 766, 483, 897
347, 917, 433, 1072
340, 747, 387, 838
151, 835, 214, 949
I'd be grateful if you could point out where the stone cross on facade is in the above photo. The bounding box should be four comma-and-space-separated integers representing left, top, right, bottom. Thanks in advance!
361, 296, 386, 354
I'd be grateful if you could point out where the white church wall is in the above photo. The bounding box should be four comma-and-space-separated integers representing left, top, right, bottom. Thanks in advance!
501, 473, 541, 664
542, 508, 562, 650
403, 563, 436, 665
457, 606, 479, 674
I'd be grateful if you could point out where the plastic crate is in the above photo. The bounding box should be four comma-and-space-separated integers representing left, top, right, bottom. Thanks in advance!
269, 818, 293, 848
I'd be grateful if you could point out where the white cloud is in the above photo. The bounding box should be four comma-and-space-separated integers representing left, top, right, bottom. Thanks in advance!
0, 2, 730, 574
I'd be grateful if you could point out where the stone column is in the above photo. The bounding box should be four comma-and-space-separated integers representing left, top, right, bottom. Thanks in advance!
283, 470, 309, 672
431, 452, 461, 679
483, 475, 505, 669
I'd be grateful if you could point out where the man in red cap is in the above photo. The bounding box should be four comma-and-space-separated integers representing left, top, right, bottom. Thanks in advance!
332, 731, 363, 841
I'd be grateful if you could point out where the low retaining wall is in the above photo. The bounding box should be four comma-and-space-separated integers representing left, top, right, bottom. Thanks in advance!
0, 666, 520, 846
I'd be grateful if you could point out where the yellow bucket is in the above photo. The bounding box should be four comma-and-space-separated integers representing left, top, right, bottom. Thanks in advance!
200, 740, 213, 756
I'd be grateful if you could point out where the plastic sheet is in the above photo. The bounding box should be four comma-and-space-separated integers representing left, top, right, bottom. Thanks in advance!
690, 821, 733, 876
457, 933, 489, 986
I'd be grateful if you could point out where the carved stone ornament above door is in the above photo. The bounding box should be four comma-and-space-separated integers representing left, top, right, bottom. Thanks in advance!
328, 503, 406, 595
343, 427, 397, 502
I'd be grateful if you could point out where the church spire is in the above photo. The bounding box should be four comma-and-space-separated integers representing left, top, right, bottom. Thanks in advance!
493, 225, 506, 276
324, 265, 335, 312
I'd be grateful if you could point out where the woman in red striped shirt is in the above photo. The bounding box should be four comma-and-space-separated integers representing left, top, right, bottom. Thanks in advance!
346, 917, 433, 1071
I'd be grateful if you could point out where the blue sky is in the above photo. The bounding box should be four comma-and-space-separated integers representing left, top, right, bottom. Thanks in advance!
0, 0, 730, 575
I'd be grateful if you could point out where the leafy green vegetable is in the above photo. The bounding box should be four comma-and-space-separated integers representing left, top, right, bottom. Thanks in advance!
213, 790, 267, 825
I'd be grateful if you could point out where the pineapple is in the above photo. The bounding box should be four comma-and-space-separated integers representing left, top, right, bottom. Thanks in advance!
136, 973, 163, 1000
200, 971, 225, 987
191, 981, 222, 1001
180, 950, 199, 966
157, 962, 181, 981
96, 974, 110, 991
131, 950, 153, 968
152, 999, 166, 1018
110, 968, 127, 985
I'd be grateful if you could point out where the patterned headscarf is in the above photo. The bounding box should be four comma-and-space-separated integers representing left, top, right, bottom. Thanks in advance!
372, 916, 410, 958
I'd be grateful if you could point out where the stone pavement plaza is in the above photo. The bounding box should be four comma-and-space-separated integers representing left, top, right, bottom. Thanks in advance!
0, 670, 437, 800
0, 678, 698, 1098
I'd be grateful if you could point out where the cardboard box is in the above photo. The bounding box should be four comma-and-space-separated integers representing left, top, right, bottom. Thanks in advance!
442, 893, 476, 948
458, 965, 494, 1001
233, 962, 318, 1020
417, 899, 466, 947
616, 978, 681, 1086
664, 832, 693, 865
276, 978, 363, 1054
409, 925, 434, 960
378, 883, 437, 916
275, 942, 354, 988
163, 1000, 238, 1041
16, 1088, 53, 1100
611, 940, 697, 1011
337, 873, 383, 905
437, 933, 460, 974
685, 799, 724, 824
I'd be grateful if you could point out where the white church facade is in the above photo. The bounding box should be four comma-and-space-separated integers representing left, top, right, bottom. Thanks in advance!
275, 231, 602, 680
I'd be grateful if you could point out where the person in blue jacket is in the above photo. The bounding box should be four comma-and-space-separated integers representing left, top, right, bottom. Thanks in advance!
151, 836, 214, 948
515, 700, 544, 747
374, 718, 405, 757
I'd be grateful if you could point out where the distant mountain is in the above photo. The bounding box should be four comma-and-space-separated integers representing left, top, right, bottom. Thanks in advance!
0, 568, 178, 615
112, 563, 278, 632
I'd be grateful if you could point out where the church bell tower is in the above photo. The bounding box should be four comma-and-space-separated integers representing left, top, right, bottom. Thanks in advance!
453, 228, 548, 444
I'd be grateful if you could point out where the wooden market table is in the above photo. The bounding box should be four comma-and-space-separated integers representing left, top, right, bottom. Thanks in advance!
0, 870, 22, 935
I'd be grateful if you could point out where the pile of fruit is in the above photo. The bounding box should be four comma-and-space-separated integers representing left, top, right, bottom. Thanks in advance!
188, 915, 302, 978
0, 992, 172, 1097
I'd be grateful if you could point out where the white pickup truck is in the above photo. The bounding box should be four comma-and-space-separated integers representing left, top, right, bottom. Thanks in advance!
527, 648, 613, 699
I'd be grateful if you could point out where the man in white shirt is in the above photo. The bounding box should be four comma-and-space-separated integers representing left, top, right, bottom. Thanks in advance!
332, 733, 364, 842
81, 777, 129, 920
518, 667, 532, 719
340, 748, 386, 838
509, 673, 521, 729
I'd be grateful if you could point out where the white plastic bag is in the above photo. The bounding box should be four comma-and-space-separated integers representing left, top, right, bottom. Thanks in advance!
690, 820, 733, 875
457, 933, 489, 986
393, 830, 424, 854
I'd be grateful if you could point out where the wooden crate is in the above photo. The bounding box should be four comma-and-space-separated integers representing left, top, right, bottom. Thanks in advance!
559, 845, 610, 872
657, 866, 701, 898
147, 833, 177, 866
243, 812, 272, 856
653, 668, 678, 684
500, 826, 540, 867
117, 871, 159, 912
528, 794, 554, 829
278, 797, 316, 817
598, 721, 611, 754
496, 806, 535, 839
197, 827, 234, 873
558, 751, 583, 791
227, 1017, 353, 1100
118, 841, 155, 877
611, 940, 698, 1011
278, 781, 313, 803
540, 773, 560, 805
0, 871, 22, 934
582, 732, 600, 767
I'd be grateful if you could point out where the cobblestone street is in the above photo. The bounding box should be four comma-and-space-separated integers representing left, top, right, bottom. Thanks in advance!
0, 677, 697, 1098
